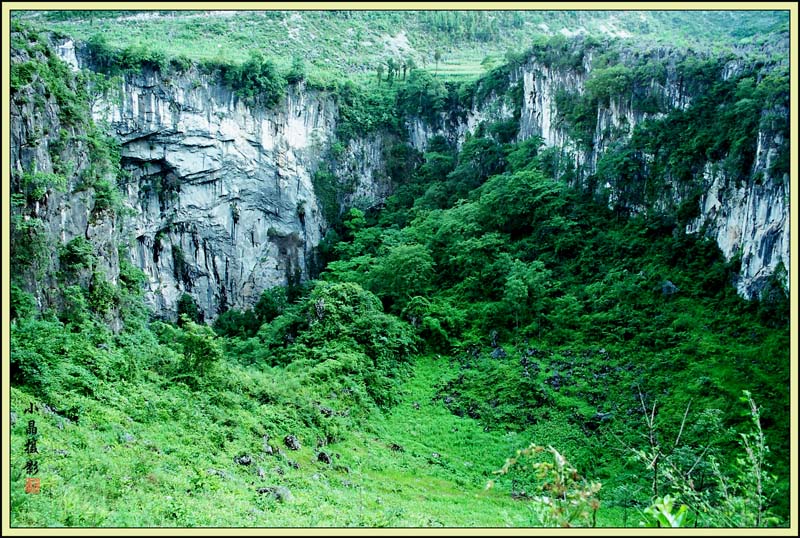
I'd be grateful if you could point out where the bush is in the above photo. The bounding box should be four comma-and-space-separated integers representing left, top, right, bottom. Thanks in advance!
177, 293, 202, 325
222, 50, 286, 108
59, 236, 96, 275
213, 308, 260, 338
490, 444, 602, 527
10, 284, 37, 321
172, 316, 224, 389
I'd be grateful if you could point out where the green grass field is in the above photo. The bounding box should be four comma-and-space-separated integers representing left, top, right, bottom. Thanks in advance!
15, 9, 787, 85
10, 355, 632, 527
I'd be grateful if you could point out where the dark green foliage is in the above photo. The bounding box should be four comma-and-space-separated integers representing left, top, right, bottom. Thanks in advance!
334, 79, 400, 141
91, 179, 122, 217
221, 50, 286, 107
172, 316, 224, 389
254, 286, 288, 325
368, 243, 435, 314
78, 129, 123, 190
755, 263, 789, 328
487, 119, 519, 144
117, 44, 168, 73
286, 56, 306, 85
18, 169, 67, 204
396, 69, 447, 123
385, 142, 421, 185
172, 245, 190, 286
10, 60, 39, 91
298, 282, 417, 406
212, 308, 261, 339
527, 34, 593, 72
436, 135, 505, 207
86, 34, 168, 74
10, 216, 49, 278
478, 169, 565, 235
60, 284, 90, 327
312, 168, 341, 225
472, 59, 517, 104
213, 287, 288, 339
585, 64, 634, 104
59, 237, 95, 275
169, 54, 193, 73
10, 284, 37, 321
118, 255, 147, 294
177, 293, 202, 325
88, 272, 119, 317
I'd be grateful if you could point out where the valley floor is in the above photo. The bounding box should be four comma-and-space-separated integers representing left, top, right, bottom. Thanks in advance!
10, 355, 627, 528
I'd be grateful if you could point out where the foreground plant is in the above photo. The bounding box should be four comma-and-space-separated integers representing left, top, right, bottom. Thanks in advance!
489, 443, 601, 527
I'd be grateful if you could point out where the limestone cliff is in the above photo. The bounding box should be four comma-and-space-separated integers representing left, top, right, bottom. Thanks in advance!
407, 47, 790, 298
13, 34, 788, 324
63, 40, 392, 320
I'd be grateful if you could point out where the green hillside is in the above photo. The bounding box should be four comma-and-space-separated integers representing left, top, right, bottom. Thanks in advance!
15, 9, 789, 82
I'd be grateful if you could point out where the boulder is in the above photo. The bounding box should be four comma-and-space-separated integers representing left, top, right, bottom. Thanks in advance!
257, 486, 293, 503
284, 434, 301, 451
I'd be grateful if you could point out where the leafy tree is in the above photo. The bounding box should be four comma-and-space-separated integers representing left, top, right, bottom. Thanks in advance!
213, 308, 260, 338
10, 284, 36, 321
177, 293, 202, 325
286, 56, 306, 85
397, 69, 447, 123
342, 207, 367, 241
173, 315, 224, 389
370, 243, 435, 313
254, 286, 289, 326
477, 168, 564, 234
222, 50, 286, 107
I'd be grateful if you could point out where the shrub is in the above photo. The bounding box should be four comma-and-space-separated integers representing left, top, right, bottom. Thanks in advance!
59, 236, 96, 274
490, 444, 602, 527
10, 284, 37, 321
172, 316, 224, 389
177, 293, 202, 325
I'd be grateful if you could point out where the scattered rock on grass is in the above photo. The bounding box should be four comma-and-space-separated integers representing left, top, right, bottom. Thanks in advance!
257, 485, 293, 502
284, 434, 301, 451
235, 454, 252, 465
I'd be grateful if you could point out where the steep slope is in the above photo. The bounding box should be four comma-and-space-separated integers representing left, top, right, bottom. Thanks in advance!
406, 40, 790, 298
12, 24, 790, 322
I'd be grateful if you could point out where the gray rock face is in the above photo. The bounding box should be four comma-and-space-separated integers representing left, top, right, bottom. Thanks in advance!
82, 63, 390, 320
37, 35, 393, 321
